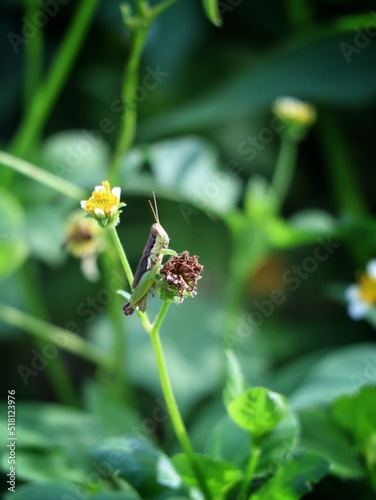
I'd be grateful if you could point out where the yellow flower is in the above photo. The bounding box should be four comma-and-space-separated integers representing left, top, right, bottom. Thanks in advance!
346, 259, 376, 320
272, 97, 316, 140
81, 180, 125, 228
273, 97, 316, 126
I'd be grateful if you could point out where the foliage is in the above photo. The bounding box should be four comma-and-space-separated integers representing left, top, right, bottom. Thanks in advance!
1, 0, 376, 499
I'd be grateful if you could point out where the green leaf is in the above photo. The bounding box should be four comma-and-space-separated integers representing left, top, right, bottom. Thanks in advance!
288, 209, 337, 233
138, 34, 376, 140
83, 381, 140, 437
41, 130, 110, 190
3, 483, 78, 500
298, 407, 364, 479
25, 205, 66, 264
290, 344, 376, 409
257, 409, 300, 476
120, 137, 242, 215
0, 448, 85, 484
252, 451, 329, 500
227, 387, 288, 438
0, 403, 104, 483
202, 0, 222, 27
4, 483, 141, 500
0, 188, 28, 281
91, 436, 185, 497
172, 453, 242, 497
332, 386, 376, 445
205, 408, 299, 475
205, 415, 249, 467
223, 349, 246, 407
332, 386, 376, 490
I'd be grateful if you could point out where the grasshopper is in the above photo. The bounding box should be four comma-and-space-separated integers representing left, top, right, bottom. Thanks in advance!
123, 193, 176, 315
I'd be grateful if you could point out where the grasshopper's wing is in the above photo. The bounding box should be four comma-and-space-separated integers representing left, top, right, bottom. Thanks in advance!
136, 296, 148, 313
123, 267, 157, 315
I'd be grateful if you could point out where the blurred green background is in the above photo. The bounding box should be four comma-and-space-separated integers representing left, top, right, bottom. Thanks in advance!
1, 0, 376, 498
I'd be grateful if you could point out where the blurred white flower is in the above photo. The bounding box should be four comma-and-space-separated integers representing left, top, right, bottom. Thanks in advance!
346, 259, 376, 320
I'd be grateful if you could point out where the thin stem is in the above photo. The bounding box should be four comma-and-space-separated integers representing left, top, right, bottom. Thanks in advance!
109, 25, 150, 183
108, 0, 180, 183
10, 0, 101, 158
20, 262, 78, 406
108, 227, 134, 288
24, 0, 44, 106
240, 443, 261, 496
101, 248, 132, 403
149, 0, 180, 19
149, 303, 212, 500
0, 151, 86, 200
0, 303, 110, 367
284, 0, 314, 33
270, 135, 298, 210
318, 109, 367, 217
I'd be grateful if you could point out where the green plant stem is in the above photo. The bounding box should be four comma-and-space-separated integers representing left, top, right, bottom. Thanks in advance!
0, 151, 86, 200
240, 444, 261, 496
149, 302, 212, 500
0, 303, 109, 367
284, 0, 314, 32
24, 0, 44, 106
270, 135, 298, 210
108, 0, 180, 183
318, 109, 367, 218
108, 227, 134, 289
108, 24, 149, 183
20, 262, 78, 406
10, 0, 100, 158
101, 248, 132, 403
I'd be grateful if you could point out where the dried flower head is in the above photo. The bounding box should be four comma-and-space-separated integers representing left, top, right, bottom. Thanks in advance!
158, 251, 204, 304
81, 180, 125, 228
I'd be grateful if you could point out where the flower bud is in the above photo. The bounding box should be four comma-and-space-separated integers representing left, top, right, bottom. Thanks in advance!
65, 211, 106, 281
272, 96, 316, 140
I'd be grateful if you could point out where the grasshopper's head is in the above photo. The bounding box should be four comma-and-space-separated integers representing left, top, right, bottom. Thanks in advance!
151, 223, 169, 249
149, 193, 169, 249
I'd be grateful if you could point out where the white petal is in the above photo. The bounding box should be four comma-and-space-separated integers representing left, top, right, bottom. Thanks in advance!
348, 300, 369, 320
109, 205, 117, 216
366, 259, 376, 278
80, 200, 87, 209
112, 187, 121, 200
94, 208, 106, 218
345, 284, 360, 302
94, 185, 105, 192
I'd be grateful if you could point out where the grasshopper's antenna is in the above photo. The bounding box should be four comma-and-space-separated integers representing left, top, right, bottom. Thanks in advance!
148, 192, 160, 224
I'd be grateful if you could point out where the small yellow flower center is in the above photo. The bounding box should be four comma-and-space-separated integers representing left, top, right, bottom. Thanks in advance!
358, 273, 376, 305
273, 98, 316, 126
84, 180, 118, 216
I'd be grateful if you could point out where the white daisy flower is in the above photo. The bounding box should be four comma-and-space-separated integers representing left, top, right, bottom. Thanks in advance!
345, 259, 376, 320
